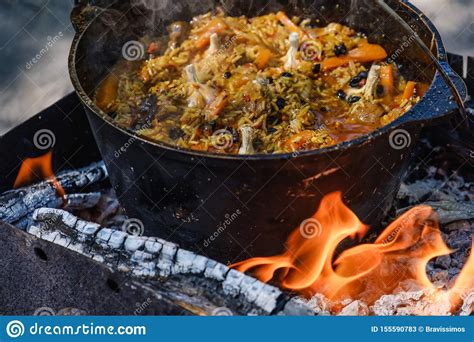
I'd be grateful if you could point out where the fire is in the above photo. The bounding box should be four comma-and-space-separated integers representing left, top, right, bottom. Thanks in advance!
232, 192, 474, 311
14, 151, 66, 199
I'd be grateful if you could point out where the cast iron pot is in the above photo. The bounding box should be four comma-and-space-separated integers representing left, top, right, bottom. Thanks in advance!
69, 0, 466, 264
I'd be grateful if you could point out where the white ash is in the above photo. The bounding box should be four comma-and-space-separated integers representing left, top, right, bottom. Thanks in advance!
297, 294, 333, 316
371, 289, 452, 316
460, 292, 474, 316
339, 300, 370, 316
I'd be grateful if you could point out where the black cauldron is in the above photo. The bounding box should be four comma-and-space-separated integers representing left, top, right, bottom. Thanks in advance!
69, 0, 466, 264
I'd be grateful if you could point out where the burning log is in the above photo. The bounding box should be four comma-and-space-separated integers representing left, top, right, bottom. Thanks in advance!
0, 162, 108, 226
397, 201, 474, 225
65, 192, 102, 210
27, 208, 313, 316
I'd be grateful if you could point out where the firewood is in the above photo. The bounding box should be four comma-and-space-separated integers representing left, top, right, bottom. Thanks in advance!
397, 201, 474, 225
0, 162, 108, 225
27, 208, 313, 316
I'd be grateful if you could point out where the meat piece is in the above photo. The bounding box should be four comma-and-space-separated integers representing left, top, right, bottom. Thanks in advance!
185, 64, 217, 108
238, 125, 255, 155
346, 64, 381, 101
284, 32, 300, 70
208, 33, 220, 55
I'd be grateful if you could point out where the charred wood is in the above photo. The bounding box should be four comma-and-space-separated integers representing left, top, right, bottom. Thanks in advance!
27, 208, 312, 316
0, 162, 108, 225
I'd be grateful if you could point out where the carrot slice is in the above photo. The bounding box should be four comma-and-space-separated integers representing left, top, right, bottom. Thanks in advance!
416, 83, 429, 97
322, 43, 388, 70
380, 64, 394, 96
402, 81, 416, 100
96, 73, 119, 113
206, 91, 228, 120
254, 48, 273, 69
195, 18, 228, 49
276, 11, 306, 37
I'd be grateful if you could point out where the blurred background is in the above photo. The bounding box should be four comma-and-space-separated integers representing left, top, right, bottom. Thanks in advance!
0, 0, 472, 135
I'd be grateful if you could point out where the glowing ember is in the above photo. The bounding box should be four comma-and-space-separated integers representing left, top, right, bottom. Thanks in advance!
14, 151, 66, 199
231, 192, 473, 312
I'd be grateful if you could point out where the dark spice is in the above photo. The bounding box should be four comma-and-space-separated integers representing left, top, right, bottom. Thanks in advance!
312, 63, 321, 74
334, 43, 348, 57
376, 84, 385, 97
208, 120, 217, 131
140, 94, 158, 115
276, 97, 286, 110
266, 114, 280, 126
337, 89, 347, 100
267, 127, 277, 134
223, 71, 232, 79
200, 123, 214, 136
229, 127, 240, 143
168, 127, 185, 140
266, 76, 274, 84
349, 76, 362, 88
281, 72, 293, 78
347, 95, 361, 104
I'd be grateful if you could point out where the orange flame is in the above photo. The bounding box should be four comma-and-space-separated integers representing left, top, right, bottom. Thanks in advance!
232, 192, 473, 311
14, 151, 65, 199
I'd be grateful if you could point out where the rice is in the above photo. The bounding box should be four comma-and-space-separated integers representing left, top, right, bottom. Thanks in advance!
95, 10, 424, 155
